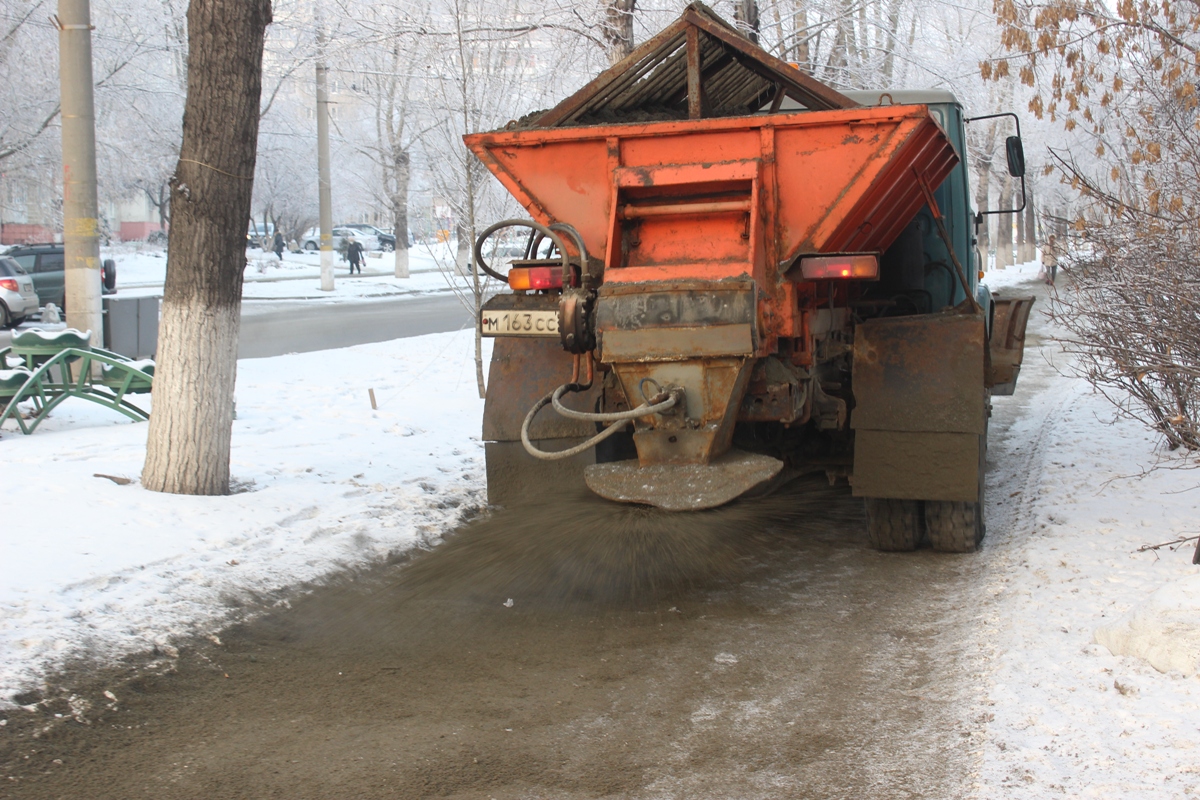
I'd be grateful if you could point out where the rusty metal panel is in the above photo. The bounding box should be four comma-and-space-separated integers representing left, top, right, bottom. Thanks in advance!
613, 355, 753, 466
485, 440, 595, 506
482, 337, 602, 442
851, 311, 986, 434
596, 285, 755, 330
988, 296, 1035, 396
600, 324, 753, 363
852, 430, 980, 502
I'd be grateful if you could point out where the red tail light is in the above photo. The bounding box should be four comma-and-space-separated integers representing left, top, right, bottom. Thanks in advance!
0, 279, 18, 292
508, 266, 562, 291
799, 254, 879, 280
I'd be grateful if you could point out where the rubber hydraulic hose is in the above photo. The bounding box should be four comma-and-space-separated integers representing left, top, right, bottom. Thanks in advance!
473, 219, 569, 283
520, 385, 678, 461
548, 222, 589, 287
550, 382, 677, 422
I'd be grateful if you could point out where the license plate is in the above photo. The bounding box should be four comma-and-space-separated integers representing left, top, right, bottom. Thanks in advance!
480, 309, 559, 337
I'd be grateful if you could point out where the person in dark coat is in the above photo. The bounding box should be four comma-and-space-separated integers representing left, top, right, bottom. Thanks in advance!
347, 236, 364, 275
273, 230, 285, 261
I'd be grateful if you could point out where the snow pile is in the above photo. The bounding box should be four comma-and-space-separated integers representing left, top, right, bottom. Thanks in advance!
0, 330, 490, 706
1096, 574, 1200, 676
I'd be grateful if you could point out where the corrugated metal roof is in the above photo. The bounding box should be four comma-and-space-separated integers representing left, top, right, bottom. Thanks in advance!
527, 2, 856, 129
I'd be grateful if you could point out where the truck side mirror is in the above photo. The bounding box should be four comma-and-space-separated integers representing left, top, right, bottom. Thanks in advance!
1006, 136, 1025, 177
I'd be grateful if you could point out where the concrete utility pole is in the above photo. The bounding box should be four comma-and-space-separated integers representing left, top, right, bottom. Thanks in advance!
57, 0, 103, 341
316, 25, 334, 292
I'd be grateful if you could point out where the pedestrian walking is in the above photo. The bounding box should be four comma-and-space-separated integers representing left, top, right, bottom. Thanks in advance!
1043, 234, 1059, 286
347, 236, 364, 275
273, 230, 285, 261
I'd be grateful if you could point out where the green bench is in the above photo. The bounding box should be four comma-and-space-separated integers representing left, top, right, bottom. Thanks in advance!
0, 328, 155, 435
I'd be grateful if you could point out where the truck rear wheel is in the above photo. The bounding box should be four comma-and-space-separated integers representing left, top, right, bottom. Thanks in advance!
925, 432, 986, 552
865, 498, 922, 551
925, 501, 983, 552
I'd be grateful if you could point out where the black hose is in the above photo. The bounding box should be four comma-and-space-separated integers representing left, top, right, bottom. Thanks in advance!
473, 219, 569, 283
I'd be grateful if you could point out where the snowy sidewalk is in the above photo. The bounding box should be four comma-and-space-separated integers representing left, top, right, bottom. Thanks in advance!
972, 261, 1200, 798
0, 330, 491, 706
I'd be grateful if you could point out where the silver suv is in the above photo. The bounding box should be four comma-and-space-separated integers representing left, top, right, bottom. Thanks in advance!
0, 256, 39, 327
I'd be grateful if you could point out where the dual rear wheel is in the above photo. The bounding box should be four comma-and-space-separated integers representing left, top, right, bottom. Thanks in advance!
864, 431, 987, 554
865, 497, 984, 553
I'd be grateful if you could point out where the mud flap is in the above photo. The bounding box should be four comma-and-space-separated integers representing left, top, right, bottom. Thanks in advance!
483, 338, 603, 506
851, 311, 986, 502
485, 439, 595, 506
987, 296, 1035, 396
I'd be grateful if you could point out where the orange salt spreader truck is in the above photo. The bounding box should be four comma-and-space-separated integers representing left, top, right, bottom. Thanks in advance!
464, 3, 1034, 552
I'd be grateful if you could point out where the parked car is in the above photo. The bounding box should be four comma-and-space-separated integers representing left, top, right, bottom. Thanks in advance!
339, 224, 396, 252
300, 227, 379, 253
4, 244, 116, 309
0, 256, 40, 328
247, 222, 275, 250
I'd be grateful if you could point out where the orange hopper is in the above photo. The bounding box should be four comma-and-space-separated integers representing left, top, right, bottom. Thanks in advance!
466, 105, 957, 289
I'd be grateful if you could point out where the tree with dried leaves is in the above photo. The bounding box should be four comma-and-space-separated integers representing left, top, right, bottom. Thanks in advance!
142, 0, 273, 495
990, 0, 1200, 452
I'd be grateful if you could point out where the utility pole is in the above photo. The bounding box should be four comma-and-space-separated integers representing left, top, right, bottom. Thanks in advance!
316, 23, 334, 292
57, 0, 103, 342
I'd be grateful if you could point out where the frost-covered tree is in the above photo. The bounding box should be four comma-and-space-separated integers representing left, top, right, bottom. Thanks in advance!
142, 0, 273, 495
990, 0, 1200, 451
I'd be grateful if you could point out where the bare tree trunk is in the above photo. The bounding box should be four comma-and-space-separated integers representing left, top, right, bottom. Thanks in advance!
142, 0, 271, 496
1015, 186, 1026, 262
1022, 186, 1036, 262
454, 219, 471, 276
793, 2, 810, 70
880, 0, 903, 81
771, 2, 786, 58
996, 175, 1013, 270
602, 0, 637, 65
974, 159, 991, 264
392, 148, 410, 278
734, 0, 760, 44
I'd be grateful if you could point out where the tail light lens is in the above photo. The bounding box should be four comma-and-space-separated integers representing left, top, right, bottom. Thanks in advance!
0, 279, 18, 292
799, 254, 879, 280
508, 266, 562, 291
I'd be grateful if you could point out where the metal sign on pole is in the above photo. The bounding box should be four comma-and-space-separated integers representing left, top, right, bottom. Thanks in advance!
56, 0, 103, 342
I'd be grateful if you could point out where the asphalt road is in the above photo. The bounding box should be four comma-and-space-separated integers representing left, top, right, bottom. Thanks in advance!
237, 293, 474, 359
0, 293, 474, 358
0, 479, 987, 799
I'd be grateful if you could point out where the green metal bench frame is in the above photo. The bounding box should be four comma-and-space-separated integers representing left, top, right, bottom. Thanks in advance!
0, 338, 153, 435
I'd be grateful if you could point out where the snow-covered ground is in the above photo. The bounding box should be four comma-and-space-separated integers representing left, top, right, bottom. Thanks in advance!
976, 260, 1200, 798
1, 257, 1198, 796
1, 330, 492, 705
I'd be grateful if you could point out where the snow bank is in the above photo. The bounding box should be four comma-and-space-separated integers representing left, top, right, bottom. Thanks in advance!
1096, 575, 1200, 676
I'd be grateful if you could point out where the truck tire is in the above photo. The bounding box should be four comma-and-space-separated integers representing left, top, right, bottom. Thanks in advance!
925, 432, 986, 552
865, 498, 922, 551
